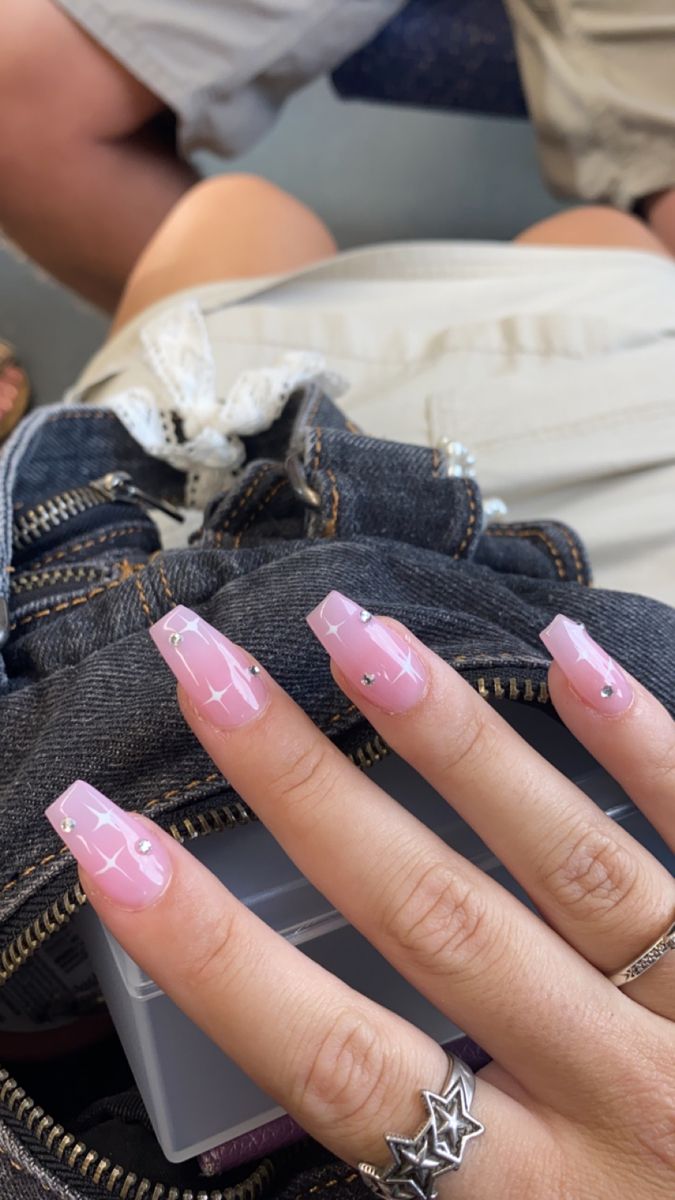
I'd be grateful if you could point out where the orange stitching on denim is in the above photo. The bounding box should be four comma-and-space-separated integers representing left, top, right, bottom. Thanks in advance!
31, 525, 145, 566
485, 527, 567, 581
345, 418, 361, 434
11, 581, 122, 630
134, 573, 153, 624
215, 466, 275, 545
233, 478, 291, 549
31, 526, 147, 568
139, 773, 224, 810
46, 410, 107, 423
294, 1172, 358, 1200
431, 447, 441, 479
0, 1150, 32, 1177
2, 845, 70, 892
555, 523, 585, 585
157, 560, 176, 605
453, 481, 478, 560
328, 702, 357, 726
312, 426, 323, 476
323, 467, 340, 539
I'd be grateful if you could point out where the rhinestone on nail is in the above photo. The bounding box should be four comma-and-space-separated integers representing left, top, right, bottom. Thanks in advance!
361, 673, 376, 686
249, 665, 261, 676
600, 684, 614, 699
360, 610, 373, 624
60, 817, 77, 834
136, 838, 153, 855
169, 632, 182, 647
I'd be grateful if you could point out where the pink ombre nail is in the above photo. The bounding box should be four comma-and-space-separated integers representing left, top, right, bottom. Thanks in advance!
45, 781, 172, 909
306, 590, 427, 714
539, 614, 634, 715
150, 605, 268, 730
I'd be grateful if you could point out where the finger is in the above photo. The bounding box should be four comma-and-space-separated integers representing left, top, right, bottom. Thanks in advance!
539, 616, 675, 1010
541, 615, 675, 853
45, 780, 532, 1197
306, 595, 675, 1021
148, 605, 629, 1116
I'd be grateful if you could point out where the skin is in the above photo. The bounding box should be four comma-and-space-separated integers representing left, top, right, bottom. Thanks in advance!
0, 0, 672, 310
79, 618, 675, 1199
0, 0, 196, 310
110, 178, 672, 339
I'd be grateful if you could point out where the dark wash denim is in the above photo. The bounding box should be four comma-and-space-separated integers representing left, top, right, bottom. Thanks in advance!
0, 387, 673, 1200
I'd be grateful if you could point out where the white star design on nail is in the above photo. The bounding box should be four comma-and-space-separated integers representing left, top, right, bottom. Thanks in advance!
204, 680, 233, 709
93, 846, 133, 880
566, 623, 605, 669
84, 802, 120, 831
175, 615, 209, 643
392, 648, 424, 685
323, 617, 346, 640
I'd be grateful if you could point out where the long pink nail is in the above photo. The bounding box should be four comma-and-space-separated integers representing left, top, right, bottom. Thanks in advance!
539, 614, 634, 715
150, 605, 268, 729
45, 781, 172, 909
306, 590, 427, 713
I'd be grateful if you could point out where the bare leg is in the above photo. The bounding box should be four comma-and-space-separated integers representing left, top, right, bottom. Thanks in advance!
111, 175, 338, 334
0, 0, 197, 310
515, 205, 670, 257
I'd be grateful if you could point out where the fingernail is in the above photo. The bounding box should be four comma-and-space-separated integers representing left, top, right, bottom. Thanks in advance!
539, 614, 633, 715
149, 605, 268, 730
306, 590, 427, 713
45, 781, 172, 909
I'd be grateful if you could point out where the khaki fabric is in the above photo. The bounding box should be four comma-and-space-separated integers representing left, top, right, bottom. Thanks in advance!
56, 0, 404, 157
70, 242, 675, 606
505, 1, 675, 210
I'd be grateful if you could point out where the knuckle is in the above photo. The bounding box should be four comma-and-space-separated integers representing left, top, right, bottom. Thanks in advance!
269, 739, 336, 818
434, 702, 498, 781
186, 905, 249, 993
298, 1009, 391, 1132
540, 824, 639, 921
382, 859, 494, 975
645, 739, 675, 793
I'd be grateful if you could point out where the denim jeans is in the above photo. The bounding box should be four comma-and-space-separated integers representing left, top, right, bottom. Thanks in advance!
0, 387, 672, 1200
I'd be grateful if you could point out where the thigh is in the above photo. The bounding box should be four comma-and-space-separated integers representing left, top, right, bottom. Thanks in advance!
0, 0, 164, 140
110, 175, 337, 334
515, 206, 671, 256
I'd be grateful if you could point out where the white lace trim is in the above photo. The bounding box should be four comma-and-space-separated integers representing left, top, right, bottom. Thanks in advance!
89, 298, 347, 508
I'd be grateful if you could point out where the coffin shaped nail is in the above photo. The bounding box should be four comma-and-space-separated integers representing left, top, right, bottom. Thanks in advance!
45, 781, 172, 909
150, 605, 269, 729
539, 614, 633, 715
307, 590, 427, 714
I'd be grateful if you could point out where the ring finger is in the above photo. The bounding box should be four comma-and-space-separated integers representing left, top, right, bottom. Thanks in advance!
308, 595, 675, 1018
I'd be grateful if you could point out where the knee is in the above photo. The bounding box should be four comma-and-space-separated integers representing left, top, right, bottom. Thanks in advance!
153, 173, 337, 255
516, 204, 670, 256
175, 174, 315, 224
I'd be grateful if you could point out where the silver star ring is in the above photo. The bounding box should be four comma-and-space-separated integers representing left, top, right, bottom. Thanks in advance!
358, 1056, 484, 1200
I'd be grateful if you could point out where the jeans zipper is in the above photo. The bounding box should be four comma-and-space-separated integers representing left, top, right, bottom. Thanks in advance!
10, 563, 137, 596
0, 680, 547, 1199
12, 473, 183, 552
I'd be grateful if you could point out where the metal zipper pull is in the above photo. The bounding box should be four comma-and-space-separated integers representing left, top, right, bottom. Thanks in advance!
93, 472, 184, 523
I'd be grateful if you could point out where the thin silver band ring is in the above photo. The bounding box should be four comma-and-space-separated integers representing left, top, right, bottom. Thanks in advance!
609, 918, 675, 987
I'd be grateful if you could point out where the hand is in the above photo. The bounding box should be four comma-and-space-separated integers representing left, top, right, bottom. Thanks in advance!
47, 594, 675, 1199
